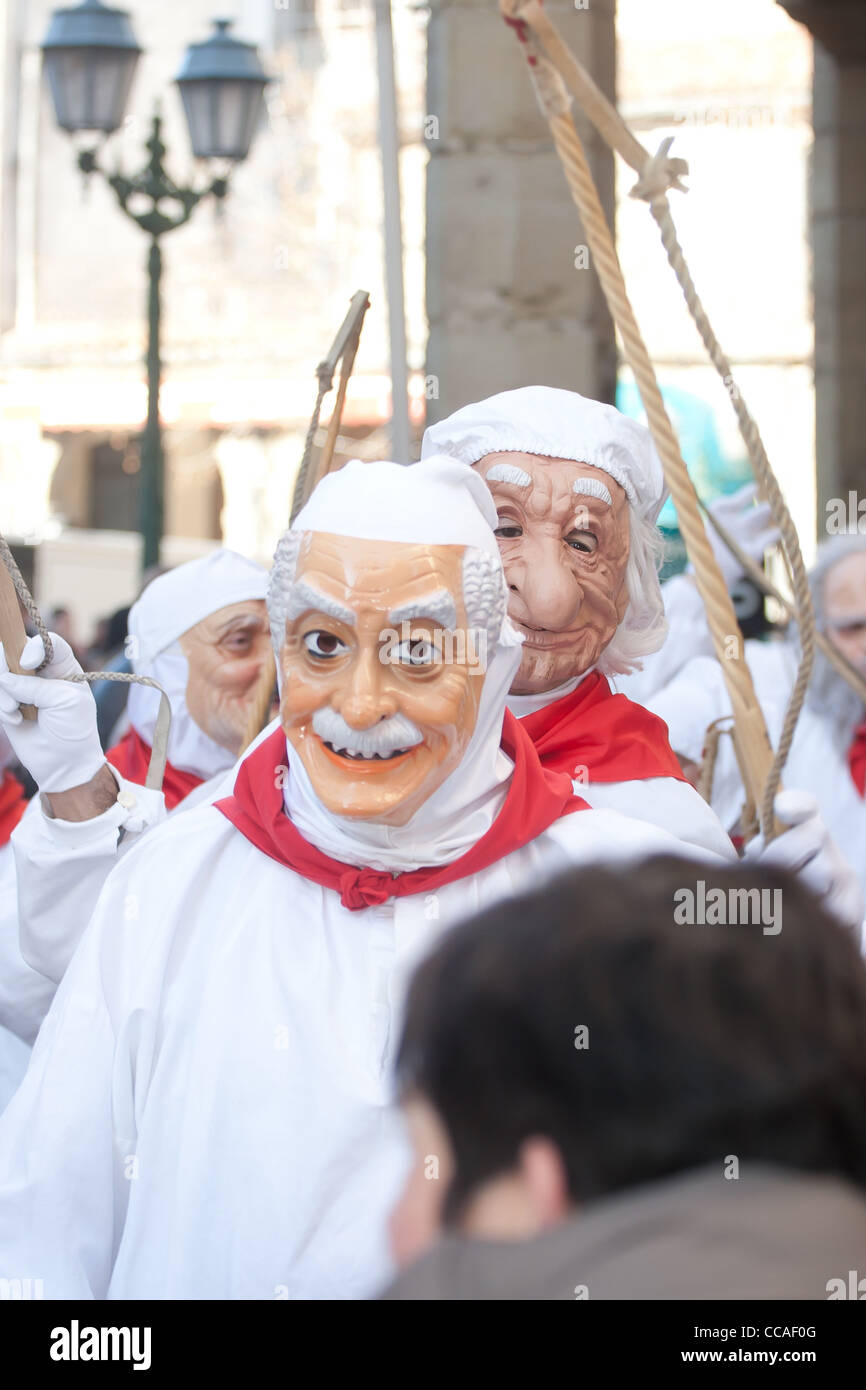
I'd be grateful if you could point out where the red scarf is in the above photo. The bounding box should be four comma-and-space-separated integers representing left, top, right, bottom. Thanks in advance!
517, 672, 687, 784
0, 769, 26, 846
216, 711, 588, 911
849, 721, 866, 799
106, 727, 204, 811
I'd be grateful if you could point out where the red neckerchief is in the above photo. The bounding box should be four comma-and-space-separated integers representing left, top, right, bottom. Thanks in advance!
0, 769, 26, 846
215, 711, 588, 911
517, 671, 687, 784
849, 721, 866, 799
106, 727, 204, 811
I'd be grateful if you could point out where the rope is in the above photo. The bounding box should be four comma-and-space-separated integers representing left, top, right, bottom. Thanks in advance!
695, 715, 733, 805
499, 0, 828, 839
502, 12, 778, 839
645, 199, 815, 832
67, 672, 171, 791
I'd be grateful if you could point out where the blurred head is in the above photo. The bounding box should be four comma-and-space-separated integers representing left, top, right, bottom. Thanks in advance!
422, 386, 669, 693
390, 858, 866, 1268
807, 534, 866, 736
126, 549, 269, 776
179, 599, 270, 755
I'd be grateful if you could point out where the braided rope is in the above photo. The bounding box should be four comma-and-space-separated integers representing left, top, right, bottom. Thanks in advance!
695, 716, 733, 805
501, 9, 815, 839
544, 104, 778, 834
646, 199, 815, 831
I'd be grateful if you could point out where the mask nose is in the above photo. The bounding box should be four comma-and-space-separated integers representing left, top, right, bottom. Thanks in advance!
506, 537, 583, 631
335, 645, 398, 728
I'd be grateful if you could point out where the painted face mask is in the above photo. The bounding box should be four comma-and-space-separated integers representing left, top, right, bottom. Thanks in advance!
278, 532, 486, 826
475, 452, 631, 694
180, 599, 271, 755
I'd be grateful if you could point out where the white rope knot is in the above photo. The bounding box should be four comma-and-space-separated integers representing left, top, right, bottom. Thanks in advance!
630, 138, 689, 202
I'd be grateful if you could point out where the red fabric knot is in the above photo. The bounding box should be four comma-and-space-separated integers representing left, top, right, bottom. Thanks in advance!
216, 712, 588, 908
339, 867, 392, 912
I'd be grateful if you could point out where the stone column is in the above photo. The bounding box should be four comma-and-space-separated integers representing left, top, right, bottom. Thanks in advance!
812, 45, 866, 528
424, 0, 617, 424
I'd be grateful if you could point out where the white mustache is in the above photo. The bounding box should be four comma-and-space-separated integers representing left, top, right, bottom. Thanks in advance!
312, 707, 424, 759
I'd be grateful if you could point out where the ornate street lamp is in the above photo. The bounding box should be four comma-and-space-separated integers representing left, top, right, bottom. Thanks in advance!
176, 18, 268, 162
41, 4, 270, 569
41, 0, 141, 135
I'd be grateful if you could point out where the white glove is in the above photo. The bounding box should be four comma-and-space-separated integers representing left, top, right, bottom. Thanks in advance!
689, 482, 780, 591
0, 633, 107, 794
746, 789, 865, 934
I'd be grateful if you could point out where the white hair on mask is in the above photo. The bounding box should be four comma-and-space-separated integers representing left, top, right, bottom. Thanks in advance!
268, 529, 305, 654
267, 530, 509, 657
461, 546, 508, 654
597, 508, 668, 675
804, 531, 866, 741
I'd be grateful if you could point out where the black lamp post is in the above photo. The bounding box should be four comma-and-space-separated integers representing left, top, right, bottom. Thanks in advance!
41, 2, 269, 569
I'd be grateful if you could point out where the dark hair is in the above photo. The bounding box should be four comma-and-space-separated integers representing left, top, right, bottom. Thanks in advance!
396, 857, 866, 1219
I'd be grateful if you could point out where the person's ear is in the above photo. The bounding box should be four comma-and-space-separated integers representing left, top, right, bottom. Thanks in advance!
517, 1136, 571, 1228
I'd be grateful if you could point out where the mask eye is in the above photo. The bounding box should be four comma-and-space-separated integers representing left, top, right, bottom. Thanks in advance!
303, 630, 347, 659
494, 523, 523, 539
565, 531, 597, 554
394, 637, 437, 667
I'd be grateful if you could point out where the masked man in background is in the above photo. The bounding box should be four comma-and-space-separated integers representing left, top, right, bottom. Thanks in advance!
0, 548, 269, 1039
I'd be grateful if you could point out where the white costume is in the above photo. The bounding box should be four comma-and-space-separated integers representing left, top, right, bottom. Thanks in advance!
0, 458, 724, 1300
0, 551, 267, 1073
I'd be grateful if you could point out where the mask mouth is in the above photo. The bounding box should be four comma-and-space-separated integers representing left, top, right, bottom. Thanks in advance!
514, 620, 582, 649
318, 737, 418, 774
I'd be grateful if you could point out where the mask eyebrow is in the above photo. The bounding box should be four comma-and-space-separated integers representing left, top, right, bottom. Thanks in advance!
572, 478, 612, 507
285, 581, 356, 627
389, 589, 458, 630
486, 463, 532, 488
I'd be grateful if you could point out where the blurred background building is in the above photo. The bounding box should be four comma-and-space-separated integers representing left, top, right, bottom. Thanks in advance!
0, 0, 860, 646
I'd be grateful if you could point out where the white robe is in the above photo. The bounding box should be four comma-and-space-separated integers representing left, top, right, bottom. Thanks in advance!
0, 794, 724, 1300
0, 841, 57, 1114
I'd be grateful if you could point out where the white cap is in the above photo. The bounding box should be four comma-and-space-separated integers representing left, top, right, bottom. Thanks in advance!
129, 548, 269, 669
422, 385, 667, 522
292, 455, 501, 559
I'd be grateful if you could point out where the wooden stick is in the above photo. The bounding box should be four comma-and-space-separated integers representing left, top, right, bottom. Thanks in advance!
0, 565, 36, 720
303, 296, 370, 505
